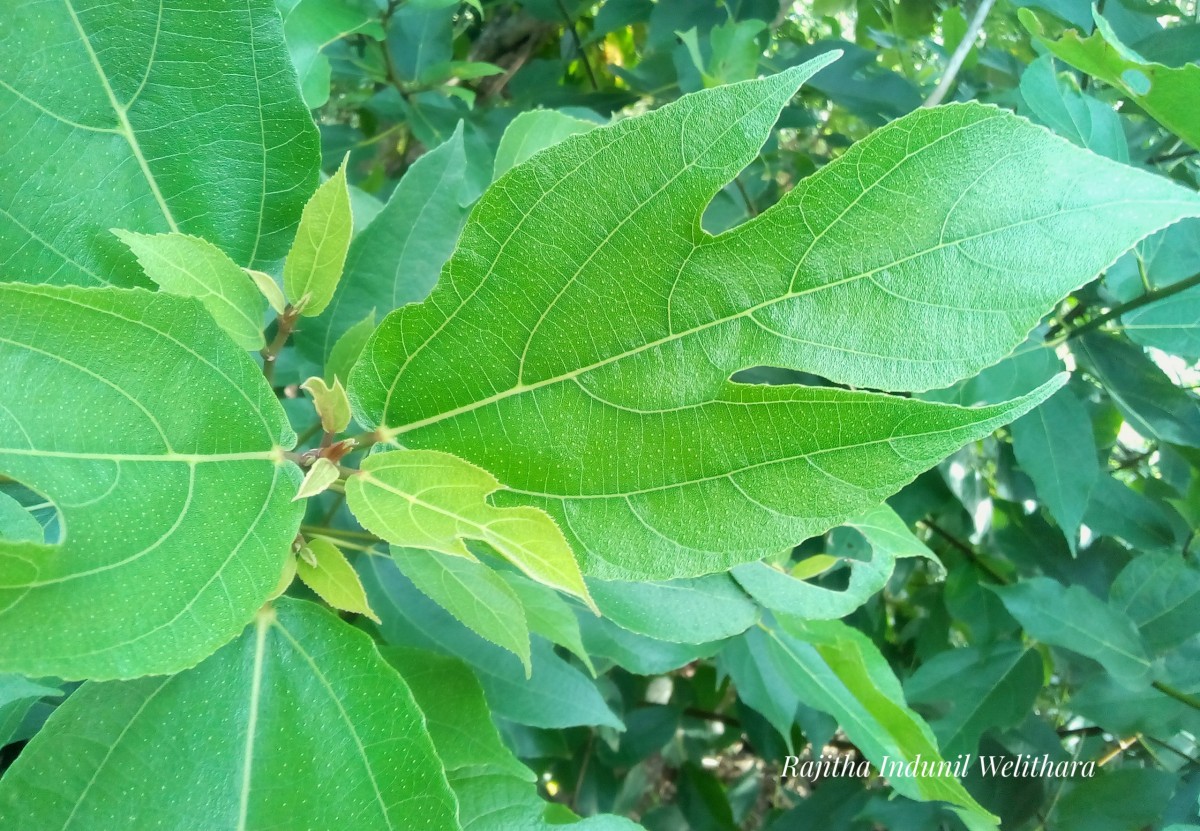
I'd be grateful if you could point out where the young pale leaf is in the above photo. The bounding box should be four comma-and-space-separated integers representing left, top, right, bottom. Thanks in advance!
300, 127, 472, 364
766, 617, 997, 825
284, 159, 353, 316
732, 503, 940, 619
113, 230, 268, 350
0, 0, 318, 286
392, 546, 532, 673
0, 599, 459, 830
295, 537, 379, 622
1010, 388, 1099, 553
0, 284, 302, 680
245, 268, 288, 314
346, 449, 595, 609
350, 60, 1200, 581
994, 577, 1155, 687
1024, 8, 1200, 150
301, 376, 352, 434
294, 457, 340, 499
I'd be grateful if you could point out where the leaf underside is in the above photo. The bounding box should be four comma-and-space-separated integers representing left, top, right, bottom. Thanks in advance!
349, 59, 1200, 580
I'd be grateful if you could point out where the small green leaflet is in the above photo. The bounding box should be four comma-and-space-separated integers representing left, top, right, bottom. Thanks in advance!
0, 599, 460, 830
0, 0, 318, 287
1018, 55, 1127, 161
295, 537, 379, 622
284, 159, 353, 316
493, 110, 599, 179
276, 0, 384, 108
0, 285, 301, 680
1023, 7, 1200, 150
114, 231, 268, 350
346, 449, 595, 609
349, 60, 1200, 581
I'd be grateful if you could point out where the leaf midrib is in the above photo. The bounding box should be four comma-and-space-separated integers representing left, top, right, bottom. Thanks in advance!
379, 196, 1187, 440
63, 0, 180, 233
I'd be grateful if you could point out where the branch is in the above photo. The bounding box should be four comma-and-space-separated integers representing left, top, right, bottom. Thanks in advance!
923, 0, 997, 107
260, 304, 303, 385
1064, 271, 1200, 342
556, 0, 598, 90
1153, 680, 1200, 712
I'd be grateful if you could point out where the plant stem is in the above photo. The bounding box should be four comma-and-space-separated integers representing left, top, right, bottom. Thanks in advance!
556, 0, 598, 90
1064, 271, 1200, 342
261, 304, 303, 385
1153, 680, 1200, 712
300, 525, 384, 545
919, 519, 1011, 584
923, 0, 997, 107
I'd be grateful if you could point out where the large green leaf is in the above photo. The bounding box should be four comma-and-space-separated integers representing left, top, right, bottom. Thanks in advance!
0, 0, 319, 286
0, 285, 302, 680
349, 61, 1200, 581
0, 598, 460, 830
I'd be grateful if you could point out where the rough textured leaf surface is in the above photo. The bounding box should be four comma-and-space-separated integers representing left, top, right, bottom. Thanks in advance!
0, 285, 301, 680
0, 598, 460, 831
350, 61, 1200, 580
0, 0, 319, 286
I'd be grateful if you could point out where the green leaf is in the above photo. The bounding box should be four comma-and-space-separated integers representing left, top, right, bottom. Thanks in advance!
295, 537, 379, 622
1019, 55, 1127, 161
301, 376, 351, 433
732, 503, 940, 619
1083, 475, 1182, 550
324, 310, 376, 384
587, 573, 758, 644
0, 675, 61, 748
1073, 333, 1200, 447
1110, 551, 1200, 652
0, 285, 302, 680
993, 577, 1155, 686
765, 616, 996, 824
302, 128, 471, 363
494, 111, 599, 180
1025, 7, 1200, 149
1122, 282, 1200, 361
277, 0, 383, 108
0, 0, 318, 286
904, 644, 1043, 758
284, 160, 352, 316
499, 571, 596, 674
386, 647, 535, 782
350, 62, 1200, 581
0, 598, 460, 830
113, 231, 268, 350
361, 555, 622, 729
392, 546, 532, 673
0, 493, 42, 543
1052, 768, 1178, 831
1010, 387, 1099, 553
346, 449, 594, 609
578, 610, 721, 674
717, 627, 806, 747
